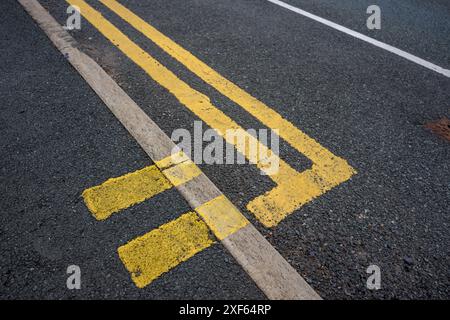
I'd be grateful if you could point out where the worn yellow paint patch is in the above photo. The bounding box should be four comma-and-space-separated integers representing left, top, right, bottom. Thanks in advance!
73, 0, 356, 227
195, 195, 249, 240
118, 212, 214, 288
82, 165, 171, 220
155, 150, 190, 170
162, 160, 202, 186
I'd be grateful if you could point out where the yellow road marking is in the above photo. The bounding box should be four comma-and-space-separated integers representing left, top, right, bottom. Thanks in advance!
118, 212, 214, 288
71, 0, 356, 227
82, 165, 171, 220
101, 0, 356, 226
82, 154, 201, 220
82, 156, 243, 287
162, 159, 202, 186
100, 0, 351, 172
155, 150, 189, 170
195, 195, 249, 241
67, 1, 280, 171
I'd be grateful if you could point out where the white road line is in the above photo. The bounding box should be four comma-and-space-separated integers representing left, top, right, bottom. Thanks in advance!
267, 0, 450, 78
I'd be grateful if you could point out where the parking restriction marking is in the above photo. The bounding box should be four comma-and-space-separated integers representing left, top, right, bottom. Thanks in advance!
69, 0, 356, 227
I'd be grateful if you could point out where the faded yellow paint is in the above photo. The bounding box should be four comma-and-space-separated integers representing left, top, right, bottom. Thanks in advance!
162, 159, 202, 186
195, 195, 249, 241
72, 0, 356, 227
155, 150, 190, 170
82, 165, 171, 220
118, 212, 214, 288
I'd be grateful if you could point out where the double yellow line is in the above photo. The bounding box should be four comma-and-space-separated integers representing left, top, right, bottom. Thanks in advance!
71, 0, 355, 227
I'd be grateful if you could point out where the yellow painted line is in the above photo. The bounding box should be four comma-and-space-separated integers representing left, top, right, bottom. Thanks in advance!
82, 155, 202, 220
195, 195, 249, 241
67, 0, 294, 221
100, 0, 352, 173
71, 0, 355, 227
67, 0, 281, 173
82, 165, 171, 220
118, 212, 214, 288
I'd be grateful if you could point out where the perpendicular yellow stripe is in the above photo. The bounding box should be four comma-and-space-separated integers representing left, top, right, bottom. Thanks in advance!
82, 154, 202, 220
118, 212, 214, 288
195, 195, 249, 241
82, 165, 171, 220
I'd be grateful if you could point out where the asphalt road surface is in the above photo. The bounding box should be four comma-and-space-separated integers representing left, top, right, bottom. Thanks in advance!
1, 0, 449, 299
